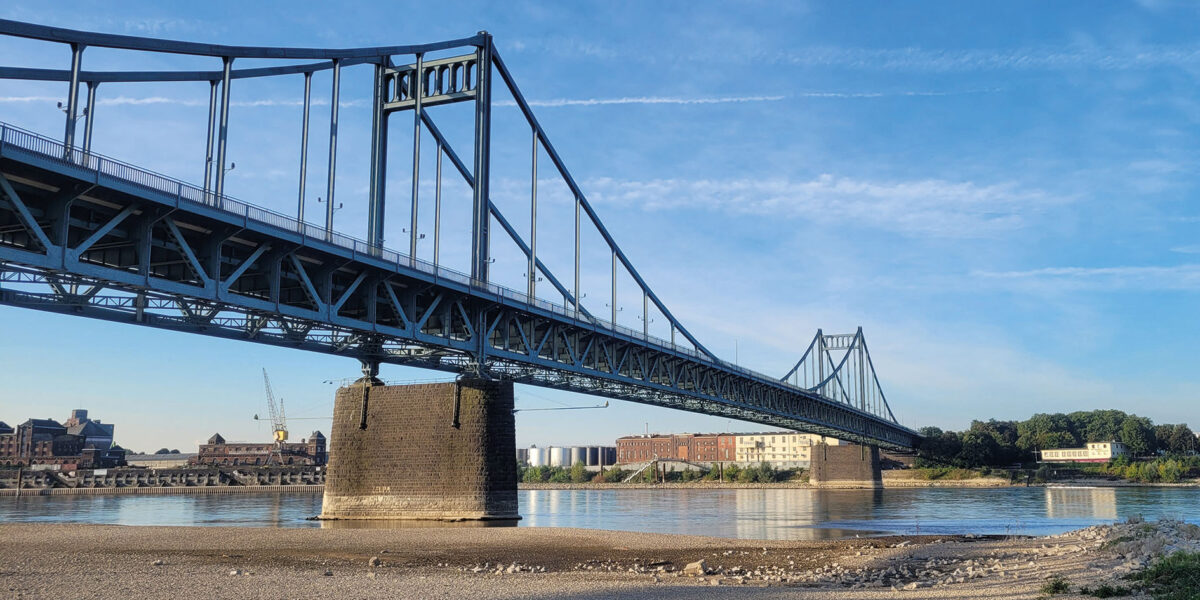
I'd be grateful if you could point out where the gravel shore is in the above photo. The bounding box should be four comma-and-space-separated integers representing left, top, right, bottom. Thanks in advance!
0, 522, 1151, 599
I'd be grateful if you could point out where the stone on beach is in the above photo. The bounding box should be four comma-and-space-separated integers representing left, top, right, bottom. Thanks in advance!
683, 559, 708, 576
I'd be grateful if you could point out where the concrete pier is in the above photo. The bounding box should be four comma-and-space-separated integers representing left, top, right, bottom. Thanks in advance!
809, 443, 882, 488
319, 378, 519, 521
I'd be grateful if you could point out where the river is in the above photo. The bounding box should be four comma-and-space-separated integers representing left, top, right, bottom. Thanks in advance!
2, 486, 1197, 540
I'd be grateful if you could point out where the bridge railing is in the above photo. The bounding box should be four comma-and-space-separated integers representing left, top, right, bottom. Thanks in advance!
0, 122, 735, 363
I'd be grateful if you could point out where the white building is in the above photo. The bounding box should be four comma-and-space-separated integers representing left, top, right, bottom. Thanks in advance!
1039, 441, 1129, 463
735, 433, 841, 465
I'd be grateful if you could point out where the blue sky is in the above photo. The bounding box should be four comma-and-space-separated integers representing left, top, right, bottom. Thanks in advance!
2, 1, 1199, 452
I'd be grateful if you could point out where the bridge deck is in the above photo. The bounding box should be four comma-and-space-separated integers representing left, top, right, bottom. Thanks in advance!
0, 123, 918, 450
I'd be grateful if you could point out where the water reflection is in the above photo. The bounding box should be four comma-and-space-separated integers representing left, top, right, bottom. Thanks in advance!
1045, 487, 1118, 520
318, 518, 518, 529
2, 487, 1198, 540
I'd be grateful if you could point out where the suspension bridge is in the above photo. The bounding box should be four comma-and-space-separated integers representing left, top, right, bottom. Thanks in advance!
0, 20, 919, 451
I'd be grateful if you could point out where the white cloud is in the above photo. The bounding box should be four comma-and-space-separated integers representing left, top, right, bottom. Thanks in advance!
496, 95, 785, 108
769, 45, 1200, 72
973, 264, 1200, 291
576, 174, 1068, 237
494, 89, 1000, 108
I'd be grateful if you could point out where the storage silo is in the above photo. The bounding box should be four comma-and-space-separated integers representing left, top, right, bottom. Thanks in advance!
527, 446, 546, 467
569, 446, 586, 466
548, 446, 564, 467
601, 446, 616, 466
515, 448, 529, 465
586, 446, 599, 466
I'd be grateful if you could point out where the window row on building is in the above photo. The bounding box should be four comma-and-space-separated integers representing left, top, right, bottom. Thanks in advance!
615, 432, 841, 464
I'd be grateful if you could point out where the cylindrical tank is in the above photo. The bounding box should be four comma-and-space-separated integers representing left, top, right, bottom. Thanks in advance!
586, 446, 599, 466
602, 447, 616, 466
515, 448, 528, 465
569, 446, 586, 466
527, 446, 545, 467
548, 446, 564, 467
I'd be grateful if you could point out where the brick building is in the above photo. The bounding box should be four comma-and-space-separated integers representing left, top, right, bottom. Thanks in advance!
190, 431, 326, 466
617, 433, 737, 463
617, 431, 842, 466
0, 409, 126, 469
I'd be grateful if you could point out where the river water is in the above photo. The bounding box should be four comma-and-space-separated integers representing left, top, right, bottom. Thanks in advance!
2, 487, 1197, 540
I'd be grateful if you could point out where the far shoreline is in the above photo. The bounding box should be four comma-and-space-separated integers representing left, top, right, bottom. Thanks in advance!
4, 476, 1198, 497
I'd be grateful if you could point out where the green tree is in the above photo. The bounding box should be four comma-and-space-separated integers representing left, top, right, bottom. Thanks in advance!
916, 427, 963, 467
737, 466, 755, 483
723, 464, 742, 481
755, 462, 777, 483
1017, 413, 1080, 454
547, 467, 571, 483
1168, 424, 1198, 455
1154, 424, 1175, 454
957, 425, 1000, 467
1072, 409, 1128, 443
1120, 417, 1154, 456
521, 465, 546, 483
570, 461, 588, 483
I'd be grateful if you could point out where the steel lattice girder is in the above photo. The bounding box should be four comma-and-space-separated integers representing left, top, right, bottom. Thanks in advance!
0, 140, 919, 451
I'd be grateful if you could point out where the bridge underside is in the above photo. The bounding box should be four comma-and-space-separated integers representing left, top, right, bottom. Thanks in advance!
0, 132, 918, 450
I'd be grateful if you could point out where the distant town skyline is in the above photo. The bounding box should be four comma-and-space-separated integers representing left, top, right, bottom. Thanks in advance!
3, 1, 1200, 452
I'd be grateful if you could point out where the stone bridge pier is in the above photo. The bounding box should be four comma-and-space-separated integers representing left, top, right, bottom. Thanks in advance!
319, 377, 519, 521
809, 443, 883, 488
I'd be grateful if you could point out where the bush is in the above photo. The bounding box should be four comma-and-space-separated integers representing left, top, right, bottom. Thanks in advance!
1130, 550, 1200, 600
642, 464, 658, 483
521, 465, 547, 483
1078, 583, 1133, 598
1041, 576, 1070, 595
570, 462, 588, 483
1034, 465, 1052, 484
547, 468, 570, 484
723, 464, 742, 482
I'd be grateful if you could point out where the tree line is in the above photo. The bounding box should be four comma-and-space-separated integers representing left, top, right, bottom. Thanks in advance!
918, 409, 1197, 468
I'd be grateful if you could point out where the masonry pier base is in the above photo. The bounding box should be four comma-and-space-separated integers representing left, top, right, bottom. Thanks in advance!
809, 443, 882, 489
319, 377, 519, 522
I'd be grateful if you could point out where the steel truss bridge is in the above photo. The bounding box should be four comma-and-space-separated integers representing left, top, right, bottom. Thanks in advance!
0, 20, 918, 449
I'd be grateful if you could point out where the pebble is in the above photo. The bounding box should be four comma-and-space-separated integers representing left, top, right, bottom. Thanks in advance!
368, 557, 381, 567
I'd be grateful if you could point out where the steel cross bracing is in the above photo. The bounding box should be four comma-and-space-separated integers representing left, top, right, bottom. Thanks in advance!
0, 20, 919, 450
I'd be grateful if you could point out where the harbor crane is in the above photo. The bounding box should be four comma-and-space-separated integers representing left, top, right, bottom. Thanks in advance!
253, 368, 287, 465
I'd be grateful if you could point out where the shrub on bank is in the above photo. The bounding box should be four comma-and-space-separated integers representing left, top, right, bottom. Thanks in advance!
1129, 550, 1200, 599
911, 467, 983, 481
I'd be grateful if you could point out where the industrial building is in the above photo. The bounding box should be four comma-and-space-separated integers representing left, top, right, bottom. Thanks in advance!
616, 431, 842, 467
189, 431, 327, 466
0, 409, 126, 469
519, 445, 616, 468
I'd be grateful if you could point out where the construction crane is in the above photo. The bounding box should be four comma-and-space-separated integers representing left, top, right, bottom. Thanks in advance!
253, 368, 287, 465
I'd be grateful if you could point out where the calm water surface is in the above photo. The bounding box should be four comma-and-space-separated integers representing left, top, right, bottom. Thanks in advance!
2, 487, 1197, 540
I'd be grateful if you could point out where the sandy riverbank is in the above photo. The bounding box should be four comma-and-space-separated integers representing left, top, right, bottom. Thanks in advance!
0, 521, 1152, 599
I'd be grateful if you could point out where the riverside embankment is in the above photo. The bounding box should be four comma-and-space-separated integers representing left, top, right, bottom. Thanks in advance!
3, 519, 1192, 599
